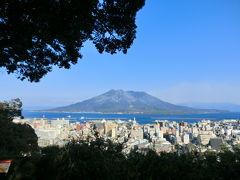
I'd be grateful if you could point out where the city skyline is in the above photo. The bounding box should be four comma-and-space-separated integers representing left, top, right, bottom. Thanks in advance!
1, 0, 240, 107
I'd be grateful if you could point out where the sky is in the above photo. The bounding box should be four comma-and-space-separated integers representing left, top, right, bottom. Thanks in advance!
1, 0, 240, 108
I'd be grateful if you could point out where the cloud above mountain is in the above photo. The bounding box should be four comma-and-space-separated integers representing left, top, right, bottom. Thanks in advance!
150, 82, 240, 104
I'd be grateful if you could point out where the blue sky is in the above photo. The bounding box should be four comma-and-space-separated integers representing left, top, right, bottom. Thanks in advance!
1, 0, 240, 108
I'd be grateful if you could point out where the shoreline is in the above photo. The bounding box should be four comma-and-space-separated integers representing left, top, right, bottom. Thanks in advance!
26, 110, 236, 115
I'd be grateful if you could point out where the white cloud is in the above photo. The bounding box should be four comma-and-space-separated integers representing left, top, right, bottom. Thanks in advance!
149, 82, 240, 104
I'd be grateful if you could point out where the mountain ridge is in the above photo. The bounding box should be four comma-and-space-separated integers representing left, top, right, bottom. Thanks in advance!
44, 90, 228, 114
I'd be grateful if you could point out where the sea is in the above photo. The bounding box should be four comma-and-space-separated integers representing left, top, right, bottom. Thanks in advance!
23, 111, 240, 124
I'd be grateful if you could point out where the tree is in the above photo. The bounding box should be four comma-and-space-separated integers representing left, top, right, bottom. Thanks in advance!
0, 99, 38, 159
0, 0, 145, 82
0, 98, 22, 121
10, 138, 126, 180
5, 138, 240, 180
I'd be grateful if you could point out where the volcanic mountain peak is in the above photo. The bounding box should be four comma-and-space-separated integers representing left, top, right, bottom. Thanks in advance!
46, 90, 227, 114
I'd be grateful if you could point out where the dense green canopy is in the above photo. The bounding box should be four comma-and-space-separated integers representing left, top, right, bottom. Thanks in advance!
4, 139, 240, 180
0, 0, 145, 82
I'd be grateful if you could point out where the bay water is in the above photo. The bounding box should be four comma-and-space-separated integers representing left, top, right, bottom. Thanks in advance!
23, 111, 240, 124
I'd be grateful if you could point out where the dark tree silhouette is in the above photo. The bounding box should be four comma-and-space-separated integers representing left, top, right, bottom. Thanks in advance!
0, 99, 38, 159
0, 0, 145, 82
6, 140, 240, 180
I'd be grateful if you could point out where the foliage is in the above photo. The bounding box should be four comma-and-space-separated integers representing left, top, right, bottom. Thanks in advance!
0, 121, 38, 159
5, 139, 240, 180
9, 138, 126, 180
0, 98, 22, 121
0, 0, 145, 82
0, 99, 38, 159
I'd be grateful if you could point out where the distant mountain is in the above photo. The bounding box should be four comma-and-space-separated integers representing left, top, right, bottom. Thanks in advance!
45, 90, 228, 114
179, 102, 240, 112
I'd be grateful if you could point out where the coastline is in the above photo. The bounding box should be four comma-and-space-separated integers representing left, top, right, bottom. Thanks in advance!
30, 110, 230, 115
